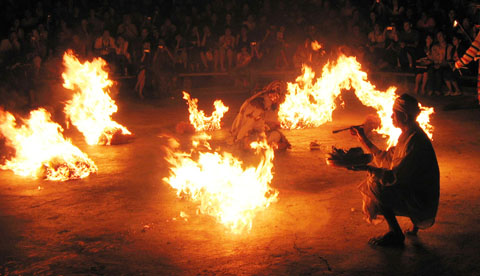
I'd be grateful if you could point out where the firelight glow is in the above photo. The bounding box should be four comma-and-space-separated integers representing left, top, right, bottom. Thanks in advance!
278, 55, 434, 148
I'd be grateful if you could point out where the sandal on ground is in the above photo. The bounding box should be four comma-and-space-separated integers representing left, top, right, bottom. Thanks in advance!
368, 231, 405, 247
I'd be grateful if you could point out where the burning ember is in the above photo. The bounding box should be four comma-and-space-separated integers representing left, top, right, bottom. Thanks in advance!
278, 55, 434, 147
62, 50, 132, 145
163, 135, 278, 233
311, 40, 323, 51
182, 91, 229, 131
0, 108, 97, 181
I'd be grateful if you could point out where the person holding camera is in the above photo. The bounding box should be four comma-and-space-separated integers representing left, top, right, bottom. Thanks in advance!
134, 41, 153, 100
383, 22, 400, 69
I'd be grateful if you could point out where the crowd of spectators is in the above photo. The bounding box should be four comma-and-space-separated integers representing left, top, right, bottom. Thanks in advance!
0, 0, 479, 102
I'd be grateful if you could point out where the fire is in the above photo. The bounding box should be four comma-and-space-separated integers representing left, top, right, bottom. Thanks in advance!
278, 55, 434, 147
182, 91, 229, 131
311, 40, 323, 51
418, 104, 434, 140
62, 50, 132, 145
0, 108, 97, 181
163, 135, 278, 233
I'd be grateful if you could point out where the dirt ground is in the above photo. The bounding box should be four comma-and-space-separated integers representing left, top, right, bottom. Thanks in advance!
1, 81, 480, 275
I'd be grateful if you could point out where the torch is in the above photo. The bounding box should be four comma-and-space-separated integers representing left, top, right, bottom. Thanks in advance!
454, 20, 473, 43
332, 124, 364, 134
452, 20, 472, 74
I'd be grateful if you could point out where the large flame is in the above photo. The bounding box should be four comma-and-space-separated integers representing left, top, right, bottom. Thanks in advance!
182, 91, 229, 131
278, 55, 434, 147
0, 108, 97, 181
62, 51, 132, 145
163, 135, 278, 233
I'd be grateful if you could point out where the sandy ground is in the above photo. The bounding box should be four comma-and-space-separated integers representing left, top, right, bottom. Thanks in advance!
1, 81, 480, 275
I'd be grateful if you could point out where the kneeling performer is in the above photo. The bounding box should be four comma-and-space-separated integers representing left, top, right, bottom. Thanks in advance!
230, 81, 291, 150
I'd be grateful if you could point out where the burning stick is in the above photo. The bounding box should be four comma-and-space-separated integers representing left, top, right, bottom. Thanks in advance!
332, 124, 364, 134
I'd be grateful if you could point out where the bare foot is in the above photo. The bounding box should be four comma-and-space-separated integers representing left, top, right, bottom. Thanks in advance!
369, 231, 405, 247
405, 226, 419, 236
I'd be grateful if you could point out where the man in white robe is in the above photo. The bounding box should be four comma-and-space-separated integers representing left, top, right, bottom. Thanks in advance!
350, 93, 440, 246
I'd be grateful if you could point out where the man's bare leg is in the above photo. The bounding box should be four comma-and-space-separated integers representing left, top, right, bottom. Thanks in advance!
421, 72, 428, 94
405, 225, 419, 236
369, 207, 405, 246
383, 208, 403, 233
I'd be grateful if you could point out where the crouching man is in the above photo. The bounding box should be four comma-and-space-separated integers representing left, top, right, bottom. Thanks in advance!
350, 93, 439, 247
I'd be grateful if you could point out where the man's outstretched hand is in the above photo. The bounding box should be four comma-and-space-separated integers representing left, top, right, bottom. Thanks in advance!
350, 125, 367, 141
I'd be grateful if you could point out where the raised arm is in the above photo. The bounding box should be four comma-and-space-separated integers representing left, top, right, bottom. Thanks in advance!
350, 126, 381, 156
455, 31, 480, 68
